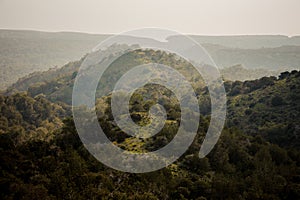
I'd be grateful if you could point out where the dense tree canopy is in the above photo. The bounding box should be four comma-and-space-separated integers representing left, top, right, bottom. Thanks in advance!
1, 48, 299, 199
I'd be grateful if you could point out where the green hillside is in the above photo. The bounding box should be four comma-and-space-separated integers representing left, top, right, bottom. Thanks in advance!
1, 47, 300, 199
0, 70, 300, 199
225, 71, 300, 148
5, 49, 300, 149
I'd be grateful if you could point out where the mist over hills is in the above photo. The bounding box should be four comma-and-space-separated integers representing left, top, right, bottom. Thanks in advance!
1, 29, 300, 90
202, 43, 300, 70
183, 35, 300, 49
221, 64, 286, 81
0, 30, 108, 89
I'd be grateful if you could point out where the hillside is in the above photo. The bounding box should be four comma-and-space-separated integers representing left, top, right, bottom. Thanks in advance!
5, 49, 300, 149
225, 71, 300, 148
1, 44, 300, 199
5, 47, 298, 98
0, 92, 67, 143
0, 70, 300, 199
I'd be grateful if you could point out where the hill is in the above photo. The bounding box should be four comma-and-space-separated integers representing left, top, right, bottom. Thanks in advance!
220, 64, 283, 81
1, 45, 300, 199
0, 70, 300, 199
0, 30, 109, 89
5, 49, 300, 149
202, 44, 300, 70
1, 29, 300, 90
225, 70, 300, 148
185, 35, 300, 49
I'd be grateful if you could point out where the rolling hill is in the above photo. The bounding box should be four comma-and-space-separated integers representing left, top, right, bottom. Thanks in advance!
4, 48, 300, 150
1, 29, 300, 90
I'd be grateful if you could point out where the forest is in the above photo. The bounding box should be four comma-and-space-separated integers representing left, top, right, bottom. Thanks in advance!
0, 47, 299, 199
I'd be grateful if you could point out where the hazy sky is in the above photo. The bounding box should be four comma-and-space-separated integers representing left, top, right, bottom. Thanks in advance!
0, 0, 299, 36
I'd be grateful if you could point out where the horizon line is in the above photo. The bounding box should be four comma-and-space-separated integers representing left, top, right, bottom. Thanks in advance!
0, 28, 299, 37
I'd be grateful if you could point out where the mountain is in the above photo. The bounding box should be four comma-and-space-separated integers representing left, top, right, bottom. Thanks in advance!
202, 44, 300, 70
0, 30, 109, 90
220, 64, 283, 81
183, 35, 300, 49
1, 29, 300, 90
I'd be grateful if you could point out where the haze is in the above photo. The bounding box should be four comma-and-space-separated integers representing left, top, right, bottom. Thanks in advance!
0, 0, 300, 36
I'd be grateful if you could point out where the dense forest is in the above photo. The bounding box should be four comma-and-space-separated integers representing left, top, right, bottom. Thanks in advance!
0, 48, 300, 199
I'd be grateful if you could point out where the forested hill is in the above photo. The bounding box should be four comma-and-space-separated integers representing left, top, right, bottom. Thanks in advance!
4, 49, 300, 150
225, 70, 300, 148
4, 47, 298, 101
0, 71, 300, 199
1, 46, 300, 199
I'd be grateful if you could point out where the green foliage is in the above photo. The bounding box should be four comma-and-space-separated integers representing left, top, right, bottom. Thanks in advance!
226, 71, 300, 149
1, 89, 300, 199
1, 46, 300, 199
0, 92, 66, 144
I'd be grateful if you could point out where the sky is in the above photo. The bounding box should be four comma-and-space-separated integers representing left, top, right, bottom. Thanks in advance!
0, 0, 299, 36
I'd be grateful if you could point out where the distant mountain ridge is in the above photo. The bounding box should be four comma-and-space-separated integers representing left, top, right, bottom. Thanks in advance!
1, 29, 300, 90
220, 64, 286, 81
177, 35, 300, 49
